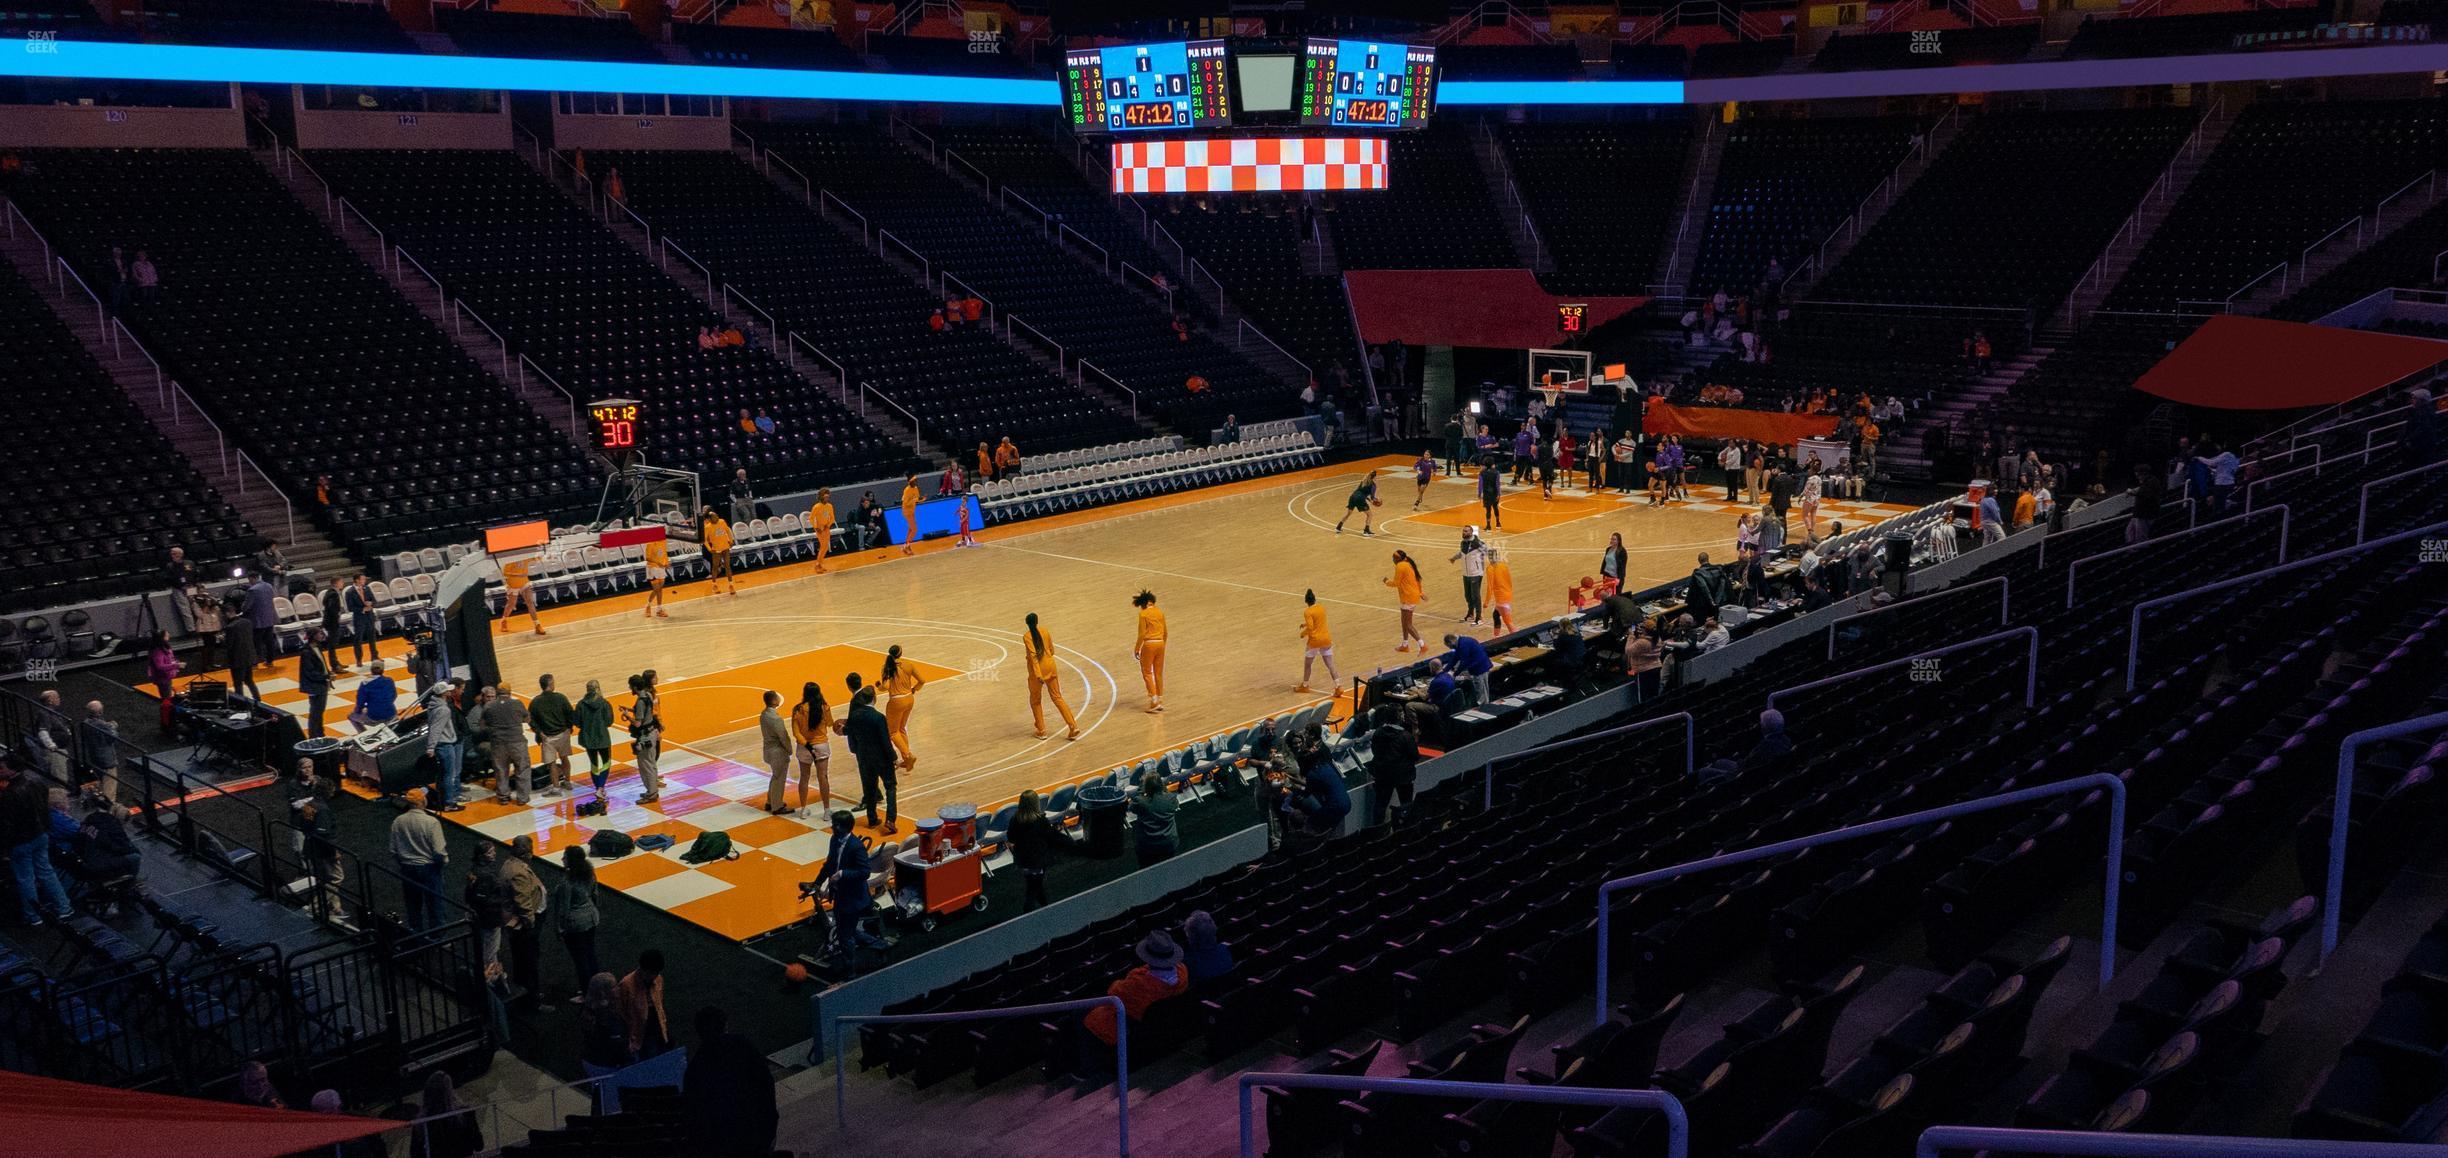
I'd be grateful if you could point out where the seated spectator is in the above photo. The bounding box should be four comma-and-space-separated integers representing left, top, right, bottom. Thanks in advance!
1171, 312, 1190, 343
76, 800, 140, 881
1079, 931, 1191, 1061
1185, 372, 1211, 395
995, 437, 1022, 477
942, 298, 964, 329
753, 409, 776, 435
1696, 617, 1731, 653
700, 327, 719, 351
1282, 726, 1350, 833
1181, 910, 1234, 990
737, 408, 757, 435
1701, 707, 1793, 784
1129, 771, 1179, 867
960, 295, 983, 324
928, 308, 947, 333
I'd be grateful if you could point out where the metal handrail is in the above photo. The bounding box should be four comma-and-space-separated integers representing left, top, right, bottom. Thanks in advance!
283, 145, 334, 213
724, 283, 779, 342
611, 194, 653, 244
728, 121, 762, 165
2303, 215, 2365, 274
2375, 168, 2437, 220
942, 271, 995, 327
2125, 518, 2448, 691
1236, 319, 1311, 383
1008, 313, 1062, 368
1659, 117, 1716, 290
456, 296, 513, 377
789, 331, 850, 400
234, 448, 297, 544
517, 353, 581, 435
1120, 260, 1174, 314
944, 148, 992, 191
1481, 713, 1694, 811
864, 382, 924, 446
891, 113, 938, 160
778, 155, 820, 210
2324, 709, 2448, 962
1597, 773, 2128, 1024
877, 228, 930, 279
1919, 1126, 2448, 1157
2065, 505, 2289, 609
1827, 576, 2008, 659
1770, 626, 2039, 716
1149, 219, 1187, 273
336, 198, 391, 275
1002, 187, 1052, 233
1079, 358, 1138, 421
55, 250, 109, 336
394, 246, 447, 311
663, 237, 715, 297
2224, 260, 2290, 311
2357, 458, 2448, 543
111, 315, 175, 417
2250, 441, 2401, 510
3, 199, 51, 265
1238, 1075, 1687, 1158
1059, 223, 1112, 274
834, 997, 1128, 1152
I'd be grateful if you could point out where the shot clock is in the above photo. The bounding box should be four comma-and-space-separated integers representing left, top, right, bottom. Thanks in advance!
588, 398, 642, 458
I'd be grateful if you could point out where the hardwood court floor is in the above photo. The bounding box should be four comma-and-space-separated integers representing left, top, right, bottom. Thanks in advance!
183, 455, 1915, 939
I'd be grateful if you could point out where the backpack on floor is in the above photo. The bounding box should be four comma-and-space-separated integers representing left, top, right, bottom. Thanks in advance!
587, 829, 635, 858
635, 833, 677, 853
679, 831, 734, 864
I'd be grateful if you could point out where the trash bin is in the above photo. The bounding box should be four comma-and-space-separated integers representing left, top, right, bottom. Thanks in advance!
294, 736, 347, 783
1077, 785, 1127, 859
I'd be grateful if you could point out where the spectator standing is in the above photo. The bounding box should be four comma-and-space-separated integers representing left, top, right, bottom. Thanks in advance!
2, 763, 74, 927
1009, 789, 1058, 912
482, 683, 529, 803
1366, 706, 1418, 825
144, 631, 179, 733
728, 468, 756, 526
317, 578, 348, 672
841, 686, 898, 833
462, 842, 512, 973
409, 1073, 483, 1158
390, 790, 447, 931
1129, 771, 1180, 867
293, 633, 332, 739
245, 572, 276, 667
629, 671, 664, 804
1719, 440, 1744, 501
1441, 633, 1493, 705
527, 675, 574, 798
502, 835, 546, 1013
619, 948, 671, 1058
759, 690, 793, 815
576, 680, 614, 805
163, 546, 196, 635
130, 249, 159, 305
555, 846, 602, 1002
1450, 527, 1489, 626
423, 681, 465, 811
682, 1007, 779, 1158
579, 972, 631, 1078
345, 574, 379, 666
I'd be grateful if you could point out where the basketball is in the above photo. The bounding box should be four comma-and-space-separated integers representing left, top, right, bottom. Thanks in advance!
784, 962, 810, 984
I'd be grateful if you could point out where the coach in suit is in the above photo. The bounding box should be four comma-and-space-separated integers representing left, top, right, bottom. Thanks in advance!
759, 691, 793, 814
842, 687, 898, 833
297, 634, 333, 738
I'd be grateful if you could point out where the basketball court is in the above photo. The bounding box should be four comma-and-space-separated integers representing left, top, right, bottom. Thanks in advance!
176, 453, 1916, 940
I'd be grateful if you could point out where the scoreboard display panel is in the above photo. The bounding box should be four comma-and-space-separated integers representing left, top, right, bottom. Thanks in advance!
1298, 39, 1436, 129
1063, 40, 1232, 134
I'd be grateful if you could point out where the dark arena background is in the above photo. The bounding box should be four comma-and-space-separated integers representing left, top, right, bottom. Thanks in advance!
2, 0, 2448, 1154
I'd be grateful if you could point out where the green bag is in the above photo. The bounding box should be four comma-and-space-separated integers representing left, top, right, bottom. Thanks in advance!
679, 830, 735, 864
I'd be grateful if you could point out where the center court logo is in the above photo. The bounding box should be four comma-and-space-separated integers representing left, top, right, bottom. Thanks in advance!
25, 29, 59, 53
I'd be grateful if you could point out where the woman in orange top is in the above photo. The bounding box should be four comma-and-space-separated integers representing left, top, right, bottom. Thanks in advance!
1486, 547, 1516, 635
701, 508, 737, 595
789, 680, 834, 812
1131, 590, 1166, 713
995, 437, 1021, 478
641, 537, 671, 618
501, 557, 546, 636
1022, 613, 1080, 741
976, 442, 995, 482
1295, 589, 1338, 694
878, 645, 925, 770
809, 488, 836, 573
898, 475, 921, 556
1384, 550, 1425, 652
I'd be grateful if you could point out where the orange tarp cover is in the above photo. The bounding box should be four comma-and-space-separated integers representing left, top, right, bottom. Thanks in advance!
1644, 402, 1840, 443
0, 1070, 398, 1158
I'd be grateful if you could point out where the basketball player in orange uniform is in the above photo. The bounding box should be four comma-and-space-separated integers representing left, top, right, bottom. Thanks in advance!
701, 507, 737, 595
1384, 550, 1426, 652
878, 644, 925, 770
500, 556, 546, 636
1486, 547, 1517, 635
898, 475, 921, 557
1295, 590, 1338, 694
1131, 590, 1166, 713
641, 536, 671, 618
1021, 613, 1080, 741
809, 488, 836, 573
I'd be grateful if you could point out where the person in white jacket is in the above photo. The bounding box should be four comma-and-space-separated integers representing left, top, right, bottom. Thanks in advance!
1450, 528, 1490, 627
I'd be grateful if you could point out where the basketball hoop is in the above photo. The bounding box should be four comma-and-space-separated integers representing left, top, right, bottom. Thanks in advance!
1540, 385, 1562, 413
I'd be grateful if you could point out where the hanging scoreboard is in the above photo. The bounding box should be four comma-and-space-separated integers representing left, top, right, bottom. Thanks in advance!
1062, 39, 1233, 134
1298, 39, 1436, 129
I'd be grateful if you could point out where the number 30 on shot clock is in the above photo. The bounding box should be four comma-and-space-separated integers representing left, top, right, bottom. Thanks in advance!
588, 397, 643, 454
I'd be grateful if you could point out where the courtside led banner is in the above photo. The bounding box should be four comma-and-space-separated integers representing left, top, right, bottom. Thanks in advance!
1111, 137, 1386, 194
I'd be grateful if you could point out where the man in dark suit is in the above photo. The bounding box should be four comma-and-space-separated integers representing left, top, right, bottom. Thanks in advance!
344, 575, 378, 667
319, 577, 349, 673
1765, 467, 1795, 537
842, 686, 897, 833
1684, 553, 1727, 624
297, 630, 333, 738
